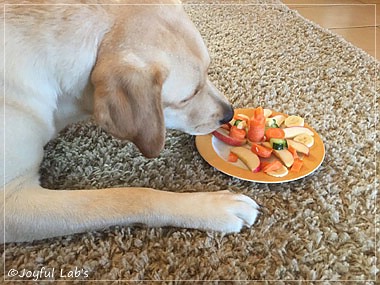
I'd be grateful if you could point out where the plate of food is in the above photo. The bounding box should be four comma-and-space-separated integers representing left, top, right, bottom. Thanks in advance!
195, 107, 325, 183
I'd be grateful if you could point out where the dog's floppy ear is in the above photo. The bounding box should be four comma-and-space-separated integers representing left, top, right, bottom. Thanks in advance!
91, 53, 168, 158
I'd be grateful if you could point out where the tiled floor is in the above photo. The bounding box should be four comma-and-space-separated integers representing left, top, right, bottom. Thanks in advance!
282, 0, 379, 60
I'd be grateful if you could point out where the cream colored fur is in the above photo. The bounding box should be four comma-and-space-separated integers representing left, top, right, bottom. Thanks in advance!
1, 0, 259, 243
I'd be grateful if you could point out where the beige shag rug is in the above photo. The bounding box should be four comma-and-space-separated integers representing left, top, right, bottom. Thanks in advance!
2, 0, 378, 282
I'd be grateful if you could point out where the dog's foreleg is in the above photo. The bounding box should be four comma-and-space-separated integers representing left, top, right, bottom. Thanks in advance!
2, 177, 259, 242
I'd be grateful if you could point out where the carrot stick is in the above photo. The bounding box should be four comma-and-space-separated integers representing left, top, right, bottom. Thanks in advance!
261, 160, 283, 173
288, 145, 299, 159
251, 143, 272, 158
255, 106, 264, 117
265, 127, 285, 141
229, 126, 246, 140
290, 158, 303, 172
228, 152, 239, 162
248, 107, 265, 142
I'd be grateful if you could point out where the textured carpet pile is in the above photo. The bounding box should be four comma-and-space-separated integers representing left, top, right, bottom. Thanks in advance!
2, 0, 378, 282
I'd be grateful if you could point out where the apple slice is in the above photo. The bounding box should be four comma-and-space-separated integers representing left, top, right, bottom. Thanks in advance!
283, 127, 314, 139
273, 149, 294, 168
212, 128, 246, 146
264, 109, 272, 118
270, 114, 286, 126
261, 141, 272, 149
286, 139, 310, 156
230, 147, 261, 172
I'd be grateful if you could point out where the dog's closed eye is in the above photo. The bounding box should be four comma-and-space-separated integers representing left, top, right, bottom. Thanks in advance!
180, 86, 201, 104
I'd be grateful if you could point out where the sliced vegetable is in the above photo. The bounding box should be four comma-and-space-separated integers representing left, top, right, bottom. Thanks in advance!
273, 149, 294, 168
283, 127, 314, 139
290, 158, 303, 172
234, 119, 247, 130
265, 127, 285, 141
286, 139, 310, 156
247, 128, 265, 142
229, 126, 246, 140
228, 152, 239, 162
261, 160, 283, 173
294, 133, 314, 147
212, 128, 246, 146
250, 143, 272, 158
284, 115, 304, 127
254, 106, 264, 117
270, 138, 287, 150
234, 119, 243, 126
266, 118, 279, 128
230, 147, 261, 172
248, 107, 265, 142
287, 145, 299, 159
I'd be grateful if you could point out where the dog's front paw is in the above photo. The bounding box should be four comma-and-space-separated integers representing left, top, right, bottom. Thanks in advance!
190, 190, 260, 233
209, 190, 260, 233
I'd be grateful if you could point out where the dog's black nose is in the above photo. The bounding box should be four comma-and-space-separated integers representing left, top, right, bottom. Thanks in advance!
219, 104, 234, 125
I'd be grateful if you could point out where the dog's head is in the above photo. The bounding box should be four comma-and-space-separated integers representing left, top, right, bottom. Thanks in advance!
91, 3, 233, 158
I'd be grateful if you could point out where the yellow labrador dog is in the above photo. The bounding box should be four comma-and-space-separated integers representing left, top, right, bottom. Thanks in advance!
1, 0, 259, 243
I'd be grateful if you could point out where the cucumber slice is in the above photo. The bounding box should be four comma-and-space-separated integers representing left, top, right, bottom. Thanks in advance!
270, 138, 287, 150
266, 118, 279, 128
234, 120, 243, 126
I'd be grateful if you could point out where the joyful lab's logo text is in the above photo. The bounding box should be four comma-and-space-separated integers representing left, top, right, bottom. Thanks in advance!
7, 267, 89, 280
